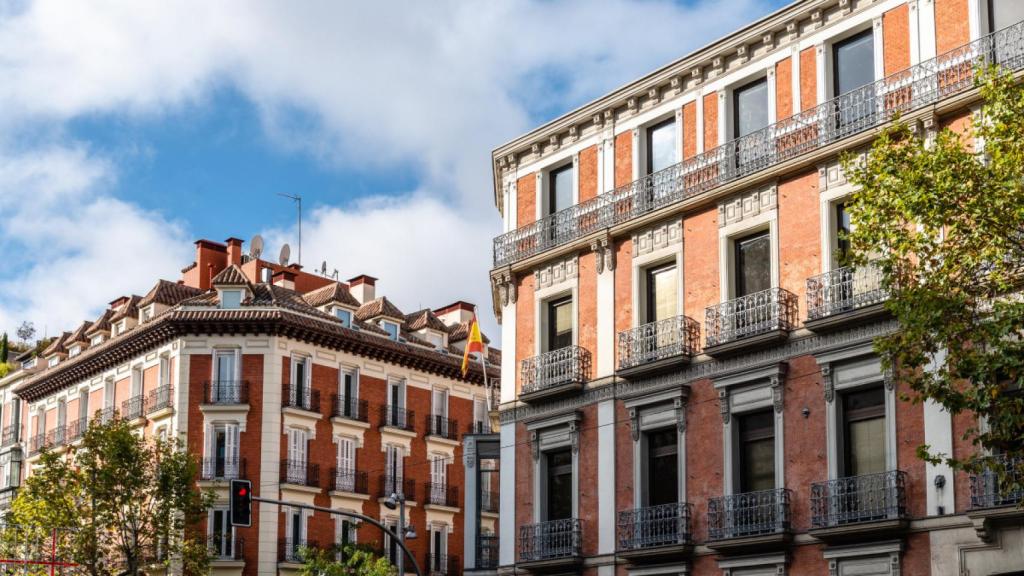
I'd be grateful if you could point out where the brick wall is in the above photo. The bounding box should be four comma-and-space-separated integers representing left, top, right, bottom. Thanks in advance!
703, 92, 718, 149
685, 378, 723, 542
578, 251, 598, 370
800, 46, 817, 111
579, 145, 598, 201
517, 173, 536, 227
613, 238, 633, 368
614, 131, 632, 187
935, 0, 970, 54
778, 169, 822, 323
515, 274, 536, 393
683, 207, 719, 321
783, 354, 828, 532
683, 102, 698, 159
776, 57, 793, 120
884, 4, 911, 75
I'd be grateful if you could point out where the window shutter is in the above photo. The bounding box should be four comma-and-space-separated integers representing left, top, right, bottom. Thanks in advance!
339, 437, 354, 472
226, 424, 239, 477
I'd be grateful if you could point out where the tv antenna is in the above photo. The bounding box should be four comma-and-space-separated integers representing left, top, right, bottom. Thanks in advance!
320, 260, 328, 275
277, 193, 302, 266
249, 234, 264, 260
279, 243, 291, 267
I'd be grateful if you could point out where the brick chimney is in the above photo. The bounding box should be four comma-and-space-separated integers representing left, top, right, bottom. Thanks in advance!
348, 275, 377, 304
225, 237, 243, 267
435, 300, 476, 326
272, 269, 296, 290
182, 239, 228, 290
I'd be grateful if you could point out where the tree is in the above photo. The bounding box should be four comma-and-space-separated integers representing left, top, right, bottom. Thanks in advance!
2, 417, 213, 575
15, 321, 35, 346
299, 544, 396, 576
0, 332, 8, 363
842, 65, 1024, 486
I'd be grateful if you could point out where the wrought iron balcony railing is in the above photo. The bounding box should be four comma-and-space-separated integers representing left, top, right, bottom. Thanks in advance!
426, 414, 458, 440
492, 21, 1024, 268
281, 459, 320, 488
617, 502, 693, 550
426, 553, 459, 576
331, 468, 368, 494
482, 490, 499, 513
208, 535, 244, 561
476, 534, 499, 569
380, 475, 416, 501
425, 482, 459, 507
45, 426, 66, 449
279, 538, 320, 563
520, 346, 591, 397
519, 518, 582, 563
468, 420, 490, 435
203, 380, 249, 404
807, 262, 887, 321
27, 434, 46, 456
380, 405, 415, 432
331, 395, 368, 423
970, 453, 1024, 509
200, 456, 246, 481
66, 419, 86, 443
145, 385, 174, 415
122, 395, 145, 421
94, 406, 117, 424
705, 288, 798, 348
284, 384, 321, 413
810, 470, 907, 528
708, 488, 792, 540
1, 426, 18, 447
618, 315, 700, 370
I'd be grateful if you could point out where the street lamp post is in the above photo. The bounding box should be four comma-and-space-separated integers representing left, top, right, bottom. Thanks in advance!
384, 491, 417, 575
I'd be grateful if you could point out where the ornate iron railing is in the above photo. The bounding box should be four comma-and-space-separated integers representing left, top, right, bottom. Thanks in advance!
618, 315, 701, 370
331, 395, 368, 422
281, 459, 319, 488
279, 538, 320, 563
519, 518, 582, 562
94, 406, 117, 424
492, 21, 1024, 267
284, 384, 320, 413
425, 482, 459, 507
208, 535, 244, 561
708, 488, 792, 540
1, 426, 18, 447
970, 453, 1024, 509
427, 414, 459, 440
121, 395, 145, 421
200, 456, 246, 481
520, 346, 591, 396
426, 553, 459, 576
66, 419, 86, 442
380, 405, 415, 431
705, 288, 798, 347
807, 262, 887, 320
45, 425, 66, 448
331, 468, 368, 494
476, 534, 499, 569
203, 380, 249, 404
27, 434, 46, 456
617, 502, 693, 550
380, 475, 416, 501
145, 385, 174, 414
810, 470, 907, 527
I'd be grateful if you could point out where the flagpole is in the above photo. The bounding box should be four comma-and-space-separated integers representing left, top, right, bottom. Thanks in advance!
473, 307, 493, 412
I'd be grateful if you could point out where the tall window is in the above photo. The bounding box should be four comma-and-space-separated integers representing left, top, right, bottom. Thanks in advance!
431, 528, 448, 570
473, 398, 487, 432
842, 387, 886, 477
645, 263, 677, 323
833, 30, 875, 97
387, 378, 405, 427
734, 231, 771, 297
989, 0, 1024, 32
210, 509, 234, 558
545, 448, 573, 521
646, 428, 678, 506
733, 78, 769, 139
546, 297, 573, 352
548, 164, 573, 215
340, 368, 358, 418
77, 391, 87, 425
209, 424, 239, 478
646, 118, 676, 175
738, 410, 775, 493
337, 436, 356, 491
432, 388, 449, 436
381, 321, 400, 340
335, 307, 353, 328
291, 356, 309, 408
385, 444, 404, 496
214, 351, 236, 383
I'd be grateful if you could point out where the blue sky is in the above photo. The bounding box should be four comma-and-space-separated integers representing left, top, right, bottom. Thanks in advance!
0, 0, 788, 343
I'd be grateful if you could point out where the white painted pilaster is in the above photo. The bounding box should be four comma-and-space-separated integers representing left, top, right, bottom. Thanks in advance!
909, 0, 922, 65
597, 400, 616, 554
500, 301, 517, 404
499, 422, 516, 567
791, 46, 802, 115
259, 341, 284, 575
695, 92, 705, 153
596, 266, 615, 378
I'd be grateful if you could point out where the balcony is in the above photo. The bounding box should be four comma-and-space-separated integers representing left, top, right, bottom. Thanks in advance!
208, 535, 244, 561
425, 482, 459, 508
121, 395, 145, 422
519, 346, 591, 403
475, 534, 499, 570
284, 384, 321, 413
45, 426, 66, 449
967, 454, 1024, 542
518, 518, 583, 570
492, 21, 1024, 269
426, 414, 459, 441
805, 263, 888, 332
617, 315, 700, 378
426, 553, 459, 576
281, 459, 320, 488
707, 488, 792, 552
1, 426, 19, 448
279, 538, 320, 564
200, 456, 246, 482
203, 380, 249, 404
704, 288, 797, 356
616, 502, 693, 561
145, 385, 174, 415
331, 395, 368, 423
380, 475, 416, 501
94, 406, 117, 425
380, 405, 415, 432
65, 420, 86, 443
809, 470, 908, 542
330, 468, 369, 494
481, 490, 499, 514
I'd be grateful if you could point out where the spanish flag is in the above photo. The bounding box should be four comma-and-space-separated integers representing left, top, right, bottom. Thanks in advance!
461, 317, 485, 377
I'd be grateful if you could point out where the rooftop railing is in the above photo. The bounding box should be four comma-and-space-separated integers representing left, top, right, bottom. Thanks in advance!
810, 470, 907, 528
970, 453, 1024, 509
617, 502, 693, 551
618, 315, 700, 371
708, 488, 791, 540
705, 287, 798, 348
520, 346, 591, 397
807, 262, 888, 321
519, 518, 582, 563
492, 21, 1024, 268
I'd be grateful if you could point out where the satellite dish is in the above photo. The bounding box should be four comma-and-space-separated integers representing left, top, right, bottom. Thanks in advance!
279, 243, 291, 266
321, 261, 328, 275
249, 234, 264, 259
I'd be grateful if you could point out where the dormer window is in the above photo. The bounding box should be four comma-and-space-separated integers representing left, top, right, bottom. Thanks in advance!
380, 320, 400, 341
140, 305, 154, 323
47, 356, 59, 368
334, 308, 353, 329
68, 345, 82, 358
21, 358, 37, 370
423, 331, 445, 350
112, 320, 127, 337
220, 290, 243, 309
90, 334, 104, 346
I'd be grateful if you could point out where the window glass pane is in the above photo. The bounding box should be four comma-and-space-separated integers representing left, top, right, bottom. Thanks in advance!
843, 387, 886, 476
546, 449, 573, 521
382, 322, 399, 340
733, 78, 769, 139
547, 297, 573, 351
647, 428, 678, 505
549, 164, 573, 214
221, 290, 242, 309
835, 202, 851, 262
991, 0, 1024, 31
216, 353, 234, 382
647, 119, 676, 174
833, 30, 874, 96
734, 232, 771, 297
335, 308, 351, 328
739, 410, 775, 493
646, 264, 677, 322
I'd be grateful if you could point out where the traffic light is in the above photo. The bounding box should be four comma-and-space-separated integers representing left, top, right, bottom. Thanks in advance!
230, 479, 252, 527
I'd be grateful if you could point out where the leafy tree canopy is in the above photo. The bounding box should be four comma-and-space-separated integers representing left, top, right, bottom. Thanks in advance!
299, 543, 396, 576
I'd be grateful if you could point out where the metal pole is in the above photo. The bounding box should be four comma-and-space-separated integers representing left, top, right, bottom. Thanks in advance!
397, 497, 405, 576
252, 496, 422, 576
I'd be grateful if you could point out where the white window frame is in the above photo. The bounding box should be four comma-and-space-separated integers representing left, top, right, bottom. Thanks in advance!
632, 244, 684, 328
47, 356, 59, 368
68, 345, 81, 358
289, 355, 312, 407
718, 210, 780, 301
208, 508, 236, 558
535, 288, 578, 355
722, 67, 777, 145
334, 307, 354, 328
219, 289, 244, 310
715, 363, 787, 496
636, 112, 681, 179
380, 320, 400, 341
536, 158, 579, 221
823, 21, 883, 102
527, 412, 581, 522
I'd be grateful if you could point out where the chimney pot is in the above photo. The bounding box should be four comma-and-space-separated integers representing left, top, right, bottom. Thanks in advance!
347, 275, 377, 304
225, 237, 243, 266
272, 269, 297, 290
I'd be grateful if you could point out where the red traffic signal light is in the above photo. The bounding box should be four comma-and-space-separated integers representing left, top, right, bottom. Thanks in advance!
230, 479, 252, 527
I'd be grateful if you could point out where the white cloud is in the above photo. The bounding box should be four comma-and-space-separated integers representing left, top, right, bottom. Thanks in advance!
0, 0, 775, 342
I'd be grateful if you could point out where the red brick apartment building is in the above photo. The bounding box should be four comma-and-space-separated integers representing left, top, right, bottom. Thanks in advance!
488, 0, 1024, 575
0, 237, 500, 575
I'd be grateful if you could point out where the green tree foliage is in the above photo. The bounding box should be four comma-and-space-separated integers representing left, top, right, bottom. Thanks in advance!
843, 66, 1024, 485
299, 544, 396, 576
1, 418, 213, 575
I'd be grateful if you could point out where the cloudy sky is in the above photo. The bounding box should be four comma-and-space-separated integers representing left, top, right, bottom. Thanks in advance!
0, 0, 788, 344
